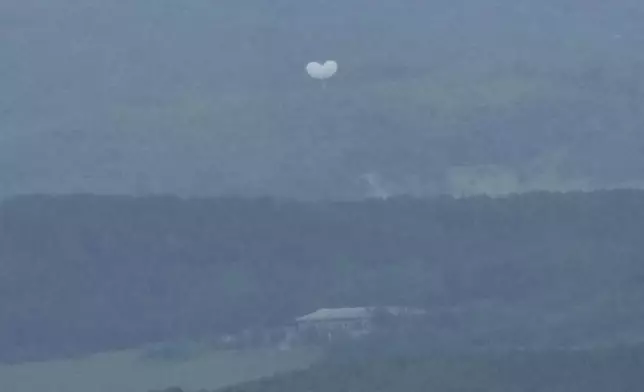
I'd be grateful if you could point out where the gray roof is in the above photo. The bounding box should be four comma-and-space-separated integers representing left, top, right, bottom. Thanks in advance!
296, 306, 426, 322
296, 307, 372, 322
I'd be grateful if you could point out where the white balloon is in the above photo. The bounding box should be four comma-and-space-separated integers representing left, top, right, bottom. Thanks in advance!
306, 60, 338, 80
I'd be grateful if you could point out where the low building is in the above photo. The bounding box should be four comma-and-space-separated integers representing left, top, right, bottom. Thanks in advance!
209, 306, 427, 350
295, 306, 426, 342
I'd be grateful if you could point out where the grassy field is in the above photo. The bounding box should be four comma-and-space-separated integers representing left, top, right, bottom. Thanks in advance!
0, 345, 321, 392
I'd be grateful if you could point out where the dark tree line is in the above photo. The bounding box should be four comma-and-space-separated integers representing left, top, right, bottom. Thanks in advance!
2, 190, 644, 362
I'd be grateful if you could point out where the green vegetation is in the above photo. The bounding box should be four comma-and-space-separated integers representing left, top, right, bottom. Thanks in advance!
2, 190, 644, 363
219, 345, 644, 392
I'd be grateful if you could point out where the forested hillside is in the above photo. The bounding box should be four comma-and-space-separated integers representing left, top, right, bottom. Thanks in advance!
2, 190, 644, 362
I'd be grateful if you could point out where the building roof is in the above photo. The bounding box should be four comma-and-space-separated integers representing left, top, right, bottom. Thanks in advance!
296, 306, 426, 322
296, 307, 372, 322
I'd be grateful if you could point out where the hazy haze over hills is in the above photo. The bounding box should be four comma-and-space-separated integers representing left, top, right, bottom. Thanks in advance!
3, 0, 644, 199
4, 3, 644, 389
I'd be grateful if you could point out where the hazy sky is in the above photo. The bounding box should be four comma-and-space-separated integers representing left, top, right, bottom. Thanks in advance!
3, 0, 644, 199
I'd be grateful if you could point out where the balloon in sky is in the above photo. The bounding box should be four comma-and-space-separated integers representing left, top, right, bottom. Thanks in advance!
306, 60, 338, 80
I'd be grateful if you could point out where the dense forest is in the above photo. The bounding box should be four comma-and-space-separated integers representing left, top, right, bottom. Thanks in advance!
2, 190, 644, 363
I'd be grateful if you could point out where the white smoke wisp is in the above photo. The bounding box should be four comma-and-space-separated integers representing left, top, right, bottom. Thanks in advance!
362, 172, 391, 199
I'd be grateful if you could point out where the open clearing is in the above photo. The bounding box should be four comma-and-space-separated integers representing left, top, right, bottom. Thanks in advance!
0, 346, 321, 392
